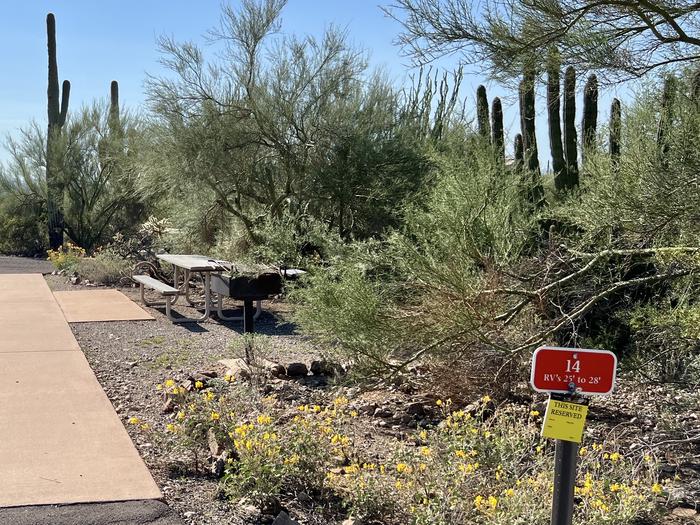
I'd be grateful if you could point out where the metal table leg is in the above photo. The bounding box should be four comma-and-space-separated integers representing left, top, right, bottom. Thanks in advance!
215, 296, 262, 321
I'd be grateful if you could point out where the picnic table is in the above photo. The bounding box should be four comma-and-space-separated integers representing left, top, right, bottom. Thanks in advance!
134, 254, 263, 328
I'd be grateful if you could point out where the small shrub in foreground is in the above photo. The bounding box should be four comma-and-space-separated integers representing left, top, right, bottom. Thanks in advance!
75, 249, 132, 285
47, 242, 86, 271
145, 382, 663, 525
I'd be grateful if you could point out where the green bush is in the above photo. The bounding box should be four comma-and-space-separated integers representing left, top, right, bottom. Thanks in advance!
0, 194, 47, 256
74, 249, 132, 285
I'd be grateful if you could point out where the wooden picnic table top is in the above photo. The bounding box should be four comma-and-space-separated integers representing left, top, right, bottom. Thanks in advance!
156, 254, 231, 272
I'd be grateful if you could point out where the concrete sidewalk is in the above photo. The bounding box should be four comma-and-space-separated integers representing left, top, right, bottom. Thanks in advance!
0, 273, 181, 523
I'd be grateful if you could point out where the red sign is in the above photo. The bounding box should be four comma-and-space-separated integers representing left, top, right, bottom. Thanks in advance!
530, 346, 617, 395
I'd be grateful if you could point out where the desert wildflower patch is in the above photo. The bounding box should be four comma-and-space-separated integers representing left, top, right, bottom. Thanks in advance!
151, 380, 662, 524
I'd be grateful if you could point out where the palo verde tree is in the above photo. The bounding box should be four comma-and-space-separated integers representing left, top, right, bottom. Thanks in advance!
144, 0, 435, 246
386, 0, 700, 83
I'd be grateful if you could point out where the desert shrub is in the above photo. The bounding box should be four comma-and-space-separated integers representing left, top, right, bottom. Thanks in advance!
294, 138, 536, 377
295, 75, 700, 387
47, 242, 86, 271
137, 384, 662, 524
626, 301, 700, 382
0, 193, 47, 256
214, 213, 346, 269
333, 399, 661, 525
0, 104, 151, 254
152, 377, 346, 507
106, 216, 174, 263
74, 249, 132, 285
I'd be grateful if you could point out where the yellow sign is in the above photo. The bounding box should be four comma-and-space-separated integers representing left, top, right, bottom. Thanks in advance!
541, 399, 588, 443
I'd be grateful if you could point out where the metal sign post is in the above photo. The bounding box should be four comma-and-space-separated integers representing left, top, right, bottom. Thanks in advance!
530, 346, 618, 525
551, 438, 579, 525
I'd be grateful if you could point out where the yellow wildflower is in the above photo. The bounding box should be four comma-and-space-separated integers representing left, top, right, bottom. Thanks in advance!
176, 411, 185, 421
194, 380, 204, 389
481, 395, 491, 403
211, 411, 220, 421
257, 414, 272, 425
164, 379, 175, 388
651, 483, 663, 494
166, 423, 177, 432
530, 410, 540, 417
128, 416, 140, 425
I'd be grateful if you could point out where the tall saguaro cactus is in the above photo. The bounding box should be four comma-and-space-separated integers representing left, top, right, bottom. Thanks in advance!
609, 98, 621, 169
562, 67, 579, 187
491, 97, 504, 161
519, 67, 544, 206
582, 74, 598, 164
46, 13, 70, 250
547, 57, 567, 191
476, 85, 491, 139
657, 75, 677, 163
109, 80, 121, 134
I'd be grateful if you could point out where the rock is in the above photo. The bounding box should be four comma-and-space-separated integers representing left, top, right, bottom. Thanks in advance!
310, 360, 344, 377
70, 276, 81, 285
219, 358, 252, 380
272, 511, 299, 525
285, 362, 309, 377
342, 519, 362, 525
406, 402, 426, 416
373, 406, 393, 418
124, 360, 138, 368
211, 451, 229, 477
207, 428, 223, 456
262, 496, 283, 517
196, 369, 218, 378
262, 359, 286, 377
296, 491, 313, 505
672, 507, 698, 518
359, 403, 378, 415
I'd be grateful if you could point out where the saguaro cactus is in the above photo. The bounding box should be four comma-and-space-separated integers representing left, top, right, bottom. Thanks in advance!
547, 57, 567, 191
109, 80, 121, 134
657, 75, 677, 162
46, 13, 71, 250
563, 66, 579, 186
476, 85, 491, 139
491, 97, 504, 161
582, 74, 598, 163
609, 98, 621, 168
519, 67, 544, 206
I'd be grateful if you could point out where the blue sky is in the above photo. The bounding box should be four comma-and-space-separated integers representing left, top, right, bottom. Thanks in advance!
0, 1, 628, 166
